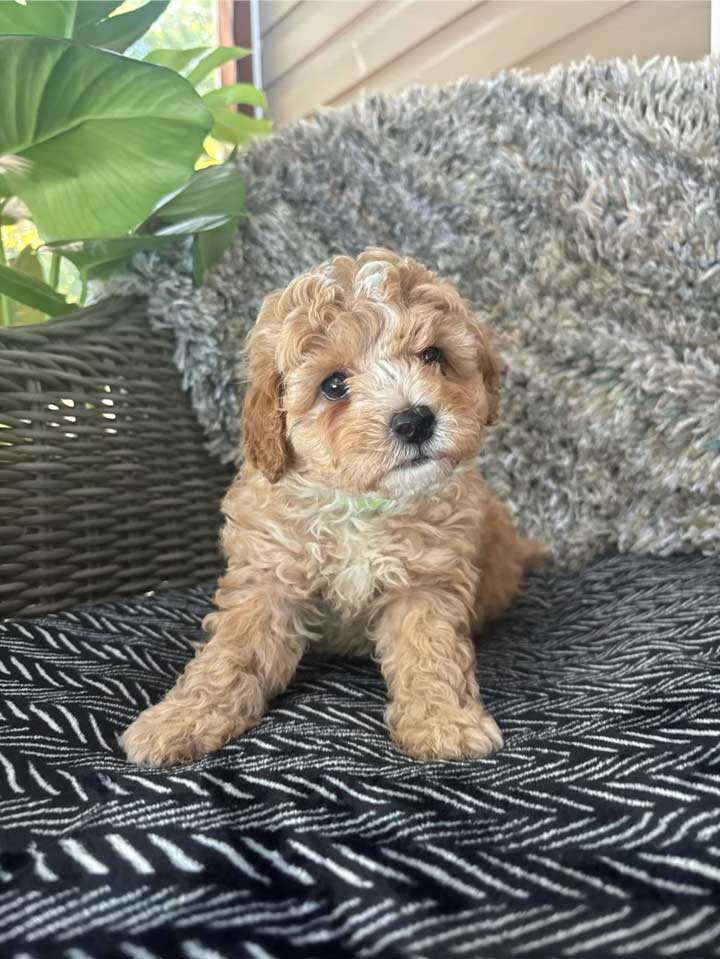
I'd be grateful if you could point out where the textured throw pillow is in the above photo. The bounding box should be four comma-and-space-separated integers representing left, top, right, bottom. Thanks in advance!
119, 58, 720, 566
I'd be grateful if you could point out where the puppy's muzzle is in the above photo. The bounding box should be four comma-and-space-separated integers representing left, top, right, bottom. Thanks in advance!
390, 405, 436, 446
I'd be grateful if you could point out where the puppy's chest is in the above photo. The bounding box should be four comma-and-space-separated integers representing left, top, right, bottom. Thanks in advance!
307, 513, 408, 619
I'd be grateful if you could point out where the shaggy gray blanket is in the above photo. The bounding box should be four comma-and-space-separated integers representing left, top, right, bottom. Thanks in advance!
120, 57, 720, 567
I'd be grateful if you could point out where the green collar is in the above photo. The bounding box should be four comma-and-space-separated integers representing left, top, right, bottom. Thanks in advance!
339, 495, 390, 514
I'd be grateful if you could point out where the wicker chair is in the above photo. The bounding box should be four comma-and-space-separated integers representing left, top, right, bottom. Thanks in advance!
0, 299, 233, 619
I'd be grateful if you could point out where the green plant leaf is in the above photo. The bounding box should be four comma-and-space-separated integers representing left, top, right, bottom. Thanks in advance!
151, 163, 245, 222
0, 1, 76, 38
210, 107, 272, 146
72, 1, 125, 33
0, 262, 73, 316
13, 245, 44, 281
187, 46, 250, 86
8, 244, 47, 324
144, 46, 209, 73
203, 83, 268, 111
154, 214, 235, 235
74, 0, 169, 53
45, 235, 182, 280
192, 216, 240, 286
46, 161, 245, 283
0, 37, 212, 241
47, 212, 239, 282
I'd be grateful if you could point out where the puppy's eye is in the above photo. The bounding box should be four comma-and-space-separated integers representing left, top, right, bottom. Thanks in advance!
420, 346, 442, 365
321, 371, 349, 401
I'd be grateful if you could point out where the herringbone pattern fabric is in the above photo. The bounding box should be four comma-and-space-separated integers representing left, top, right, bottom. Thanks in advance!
1, 554, 719, 958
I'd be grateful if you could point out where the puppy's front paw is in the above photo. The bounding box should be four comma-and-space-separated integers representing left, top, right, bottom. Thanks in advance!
121, 703, 230, 768
392, 706, 503, 761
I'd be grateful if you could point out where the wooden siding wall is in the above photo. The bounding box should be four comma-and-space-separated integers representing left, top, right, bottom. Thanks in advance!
260, 0, 710, 124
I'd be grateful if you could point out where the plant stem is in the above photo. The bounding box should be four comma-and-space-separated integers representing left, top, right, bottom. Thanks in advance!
0, 225, 12, 328
49, 251, 61, 290
79, 273, 88, 305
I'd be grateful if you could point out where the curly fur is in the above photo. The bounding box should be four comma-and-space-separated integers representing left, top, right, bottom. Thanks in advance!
122, 250, 541, 767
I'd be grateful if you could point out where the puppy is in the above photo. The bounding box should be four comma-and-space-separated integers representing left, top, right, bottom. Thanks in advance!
122, 249, 542, 766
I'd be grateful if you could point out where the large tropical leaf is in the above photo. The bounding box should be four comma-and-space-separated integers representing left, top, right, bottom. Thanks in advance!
145, 45, 251, 88
150, 163, 245, 222
144, 46, 209, 73
48, 219, 242, 287
0, 37, 212, 241
0, 1, 167, 51
0, 1, 75, 38
46, 235, 183, 281
187, 46, 249, 86
47, 205, 242, 283
154, 214, 234, 235
204, 83, 268, 111
74, 1, 169, 53
72, 2, 125, 33
0, 262, 73, 316
210, 107, 272, 146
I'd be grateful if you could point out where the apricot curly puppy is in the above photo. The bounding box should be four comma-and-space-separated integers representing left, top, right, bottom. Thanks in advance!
122, 249, 543, 766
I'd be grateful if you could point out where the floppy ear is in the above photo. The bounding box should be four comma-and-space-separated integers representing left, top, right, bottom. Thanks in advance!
241, 295, 289, 483
477, 324, 501, 425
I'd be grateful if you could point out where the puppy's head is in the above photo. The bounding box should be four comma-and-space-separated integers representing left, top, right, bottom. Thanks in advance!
241, 248, 500, 498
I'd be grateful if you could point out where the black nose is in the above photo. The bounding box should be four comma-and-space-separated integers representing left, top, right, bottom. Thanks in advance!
390, 405, 436, 445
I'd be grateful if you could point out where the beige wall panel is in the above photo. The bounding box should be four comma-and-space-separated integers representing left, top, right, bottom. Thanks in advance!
264, 1, 373, 86
266, 0, 477, 122
259, 1, 299, 36
519, 1, 710, 72
336, 0, 629, 103
264, 0, 711, 123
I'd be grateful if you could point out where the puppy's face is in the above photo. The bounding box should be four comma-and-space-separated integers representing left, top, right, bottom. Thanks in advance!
242, 249, 500, 498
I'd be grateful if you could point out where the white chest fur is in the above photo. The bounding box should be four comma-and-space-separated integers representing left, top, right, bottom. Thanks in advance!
305, 507, 409, 620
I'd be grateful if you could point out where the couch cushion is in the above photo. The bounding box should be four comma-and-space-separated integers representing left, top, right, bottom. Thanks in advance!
1, 553, 719, 958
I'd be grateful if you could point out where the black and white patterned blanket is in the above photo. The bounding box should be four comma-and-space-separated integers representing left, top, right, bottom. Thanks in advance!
2, 554, 720, 959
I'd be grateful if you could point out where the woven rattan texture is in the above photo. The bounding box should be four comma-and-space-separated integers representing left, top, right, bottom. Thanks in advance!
0, 299, 233, 618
